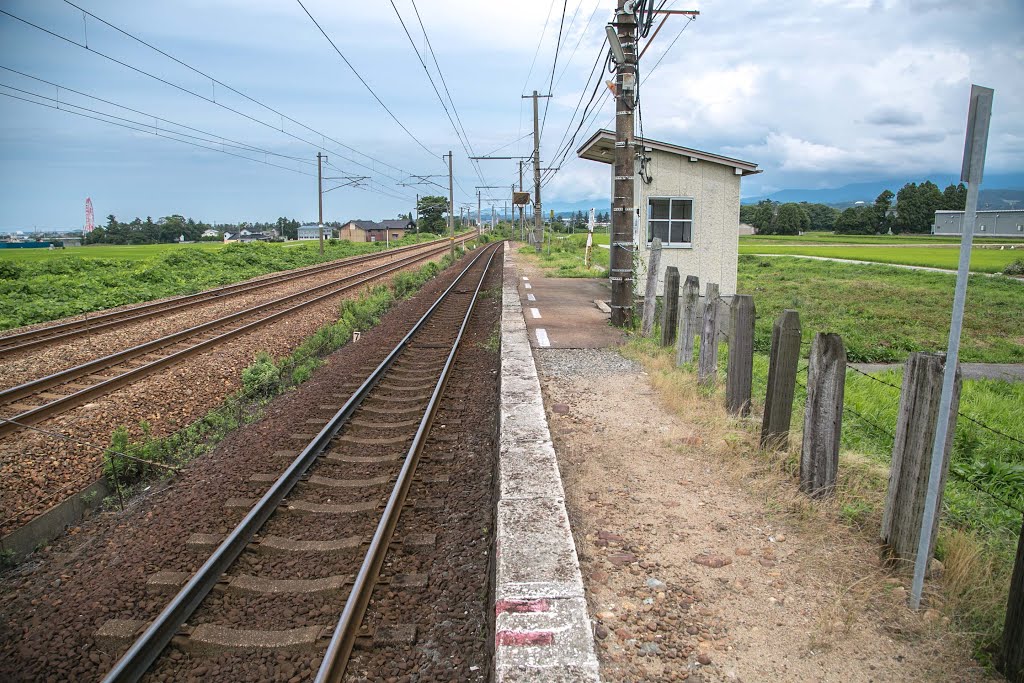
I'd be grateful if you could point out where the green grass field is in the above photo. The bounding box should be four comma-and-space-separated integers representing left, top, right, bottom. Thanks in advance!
738, 244, 1023, 273
0, 234, 442, 330
0, 241, 229, 263
739, 255, 1023, 363
739, 231, 1017, 245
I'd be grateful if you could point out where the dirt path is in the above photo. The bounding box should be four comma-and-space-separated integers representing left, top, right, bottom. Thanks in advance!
535, 348, 993, 683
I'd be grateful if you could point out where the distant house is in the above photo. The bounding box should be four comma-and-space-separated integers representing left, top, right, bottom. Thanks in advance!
297, 224, 326, 241
339, 219, 415, 243
577, 129, 760, 296
59, 237, 82, 248
933, 209, 1024, 238
239, 232, 272, 243
201, 229, 220, 239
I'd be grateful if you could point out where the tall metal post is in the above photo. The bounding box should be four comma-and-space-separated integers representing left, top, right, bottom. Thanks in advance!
477, 190, 482, 233
414, 193, 419, 232
446, 151, 454, 256
610, 1, 636, 326
910, 85, 993, 609
519, 160, 525, 242
317, 152, 325, 256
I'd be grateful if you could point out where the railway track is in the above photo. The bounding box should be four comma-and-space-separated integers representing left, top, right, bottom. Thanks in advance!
0, 238, 470, 440
0, 237, 457, 358
96, 241, 501, 682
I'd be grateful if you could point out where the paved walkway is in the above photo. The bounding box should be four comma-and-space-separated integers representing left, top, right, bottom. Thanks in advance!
852, 362, 1024, 383
747, 253, 1023, 281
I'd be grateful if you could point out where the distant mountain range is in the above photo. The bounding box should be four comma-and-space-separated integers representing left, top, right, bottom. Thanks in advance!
741, 173, 1024, 208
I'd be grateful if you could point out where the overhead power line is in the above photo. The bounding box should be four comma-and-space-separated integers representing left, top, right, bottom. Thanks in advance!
294, 0, 440, 163
60, 0, 410, 181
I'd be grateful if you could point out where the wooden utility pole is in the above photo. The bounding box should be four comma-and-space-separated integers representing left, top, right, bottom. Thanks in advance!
317, 152, 325, 256
609, 0, 637, 326
522, 91, 550, 253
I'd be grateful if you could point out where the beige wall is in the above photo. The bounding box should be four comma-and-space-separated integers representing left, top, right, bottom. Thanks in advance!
620, 150, 742, 297
339, 224, 367, 242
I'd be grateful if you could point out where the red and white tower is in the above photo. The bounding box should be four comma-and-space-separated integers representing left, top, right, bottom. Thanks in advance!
85, 198, 94, 233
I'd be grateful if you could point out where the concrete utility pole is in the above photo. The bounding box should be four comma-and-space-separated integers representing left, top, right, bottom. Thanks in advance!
519, 160, 526, 241
609, 1, 637, 326
523, 90, 551, 253
477, 190, 482, 233
317, 152, 325, 256
445, 150, 454, 257
414, 193, 419, 232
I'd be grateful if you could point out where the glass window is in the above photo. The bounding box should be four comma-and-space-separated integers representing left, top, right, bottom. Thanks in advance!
648, 197, 693, 246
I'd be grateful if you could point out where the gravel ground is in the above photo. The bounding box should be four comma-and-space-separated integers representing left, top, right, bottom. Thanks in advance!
0, 244, 500, 682
535, 347, 993, 683
0, 246, 452, 537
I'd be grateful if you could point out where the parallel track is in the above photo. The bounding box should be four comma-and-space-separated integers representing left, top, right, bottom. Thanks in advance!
0, 238, 471, 439
100, 241, 501, 682
0, 237, 457, 358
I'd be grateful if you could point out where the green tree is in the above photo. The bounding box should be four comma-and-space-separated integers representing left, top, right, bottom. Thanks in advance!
834, 206, 875, 234
765, 203, 810, 235
416, 195, 450, 234
941, 183, 968, 210
893, 181, 943, 233
739, 203, 758, 226
751, 200, 776, 232
872, 190, 894, 233
800, 202, 839, 231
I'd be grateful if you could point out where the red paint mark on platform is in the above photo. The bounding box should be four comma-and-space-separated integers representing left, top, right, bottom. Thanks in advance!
495, 598, 551, 616
496, 630, 555, 646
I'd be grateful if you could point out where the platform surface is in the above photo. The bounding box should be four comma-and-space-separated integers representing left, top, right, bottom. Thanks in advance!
511, 253, 625, 350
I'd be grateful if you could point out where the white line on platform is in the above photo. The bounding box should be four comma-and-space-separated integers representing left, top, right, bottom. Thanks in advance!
526, 293, 536, 301
522, 276, 529, 280
530, 307, 542, 319
535, 328, 551, 347
524, 282, 532, 289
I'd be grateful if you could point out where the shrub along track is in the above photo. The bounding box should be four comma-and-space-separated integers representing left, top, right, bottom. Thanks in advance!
0, 238, 464, 392
0, 242, 502, 682
0, 239, 470, 537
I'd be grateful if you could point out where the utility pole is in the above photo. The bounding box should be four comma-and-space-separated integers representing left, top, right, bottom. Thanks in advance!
414, 193, 419, 232
317, 152, 326, 256
477, 189, 482, 234
609, 2, 636, 326
445, 151, 454, 257
519, 160, 525, 242
522, 91, 551, 253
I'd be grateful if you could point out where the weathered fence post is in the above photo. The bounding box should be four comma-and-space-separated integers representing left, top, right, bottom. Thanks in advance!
660, 267, 680, 347
799, 333, 846, 497
697, 283, 720, 386
641, 238, 662, 337
999, 515, 1024, 682
725, 295, 756, 416
675, 275, 700, 366
881, 352, 961, 568
760, 310, 801, 450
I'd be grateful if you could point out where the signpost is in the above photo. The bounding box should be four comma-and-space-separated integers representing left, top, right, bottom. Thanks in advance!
910, 84, 994, 610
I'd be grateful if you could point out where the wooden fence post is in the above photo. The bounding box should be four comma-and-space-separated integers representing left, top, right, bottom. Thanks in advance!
881, 352, 961, 568
760, 310, 801, 450
999, 515, 1024, 682
697, 283, 720, 386
661, 267, 680, 347
799, 333, 846, 497
641, 238, 662, 337
675, 275, 700, 366
725, 295, 756, 416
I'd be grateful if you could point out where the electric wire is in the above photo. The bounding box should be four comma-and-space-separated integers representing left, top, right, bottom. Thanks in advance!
539, 0, 570, 141
294, 0, 440, 163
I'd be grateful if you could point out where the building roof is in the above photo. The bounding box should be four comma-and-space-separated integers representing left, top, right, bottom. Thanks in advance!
936, 209, 1024, 214
576, 129, 760, 176
344, 219, 414, 231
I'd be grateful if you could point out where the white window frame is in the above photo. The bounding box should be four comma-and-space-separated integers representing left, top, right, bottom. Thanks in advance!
647, 196, 694, 248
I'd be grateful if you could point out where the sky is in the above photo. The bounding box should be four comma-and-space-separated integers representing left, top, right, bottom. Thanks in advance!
0, 0, 1021, 231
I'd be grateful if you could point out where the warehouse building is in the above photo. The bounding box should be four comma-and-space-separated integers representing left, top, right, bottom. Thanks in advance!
933, 209, 1024, 238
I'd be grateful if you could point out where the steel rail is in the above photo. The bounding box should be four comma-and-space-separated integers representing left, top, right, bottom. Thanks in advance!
0, 238, 471, 439
315, 243, 499, 682
0, 237, 459, 357
100, 241, 501, 683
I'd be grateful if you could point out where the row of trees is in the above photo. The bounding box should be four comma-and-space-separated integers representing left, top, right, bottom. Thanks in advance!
740, 181, 969, 236
85, 215, 312, 244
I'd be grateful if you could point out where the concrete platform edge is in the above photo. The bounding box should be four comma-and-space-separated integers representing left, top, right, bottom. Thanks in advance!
495, 246, 600, 682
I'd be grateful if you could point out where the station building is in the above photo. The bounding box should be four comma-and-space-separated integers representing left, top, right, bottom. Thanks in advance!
577, 129, 759, 296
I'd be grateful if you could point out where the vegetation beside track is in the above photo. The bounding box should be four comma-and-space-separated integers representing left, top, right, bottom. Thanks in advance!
625, 335, 1023, 666
0, 234, 443, 330
101, 248, 464, 497
516, 233, 610, 277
